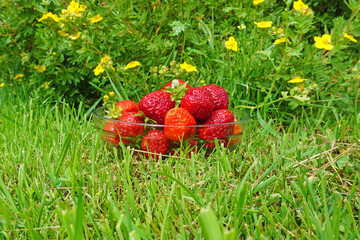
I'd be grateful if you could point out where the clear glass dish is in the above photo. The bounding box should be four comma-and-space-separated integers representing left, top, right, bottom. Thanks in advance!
93, 106, 250, 157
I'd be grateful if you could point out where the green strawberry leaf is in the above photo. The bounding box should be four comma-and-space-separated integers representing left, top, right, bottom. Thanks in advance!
106, 102, 123, 119
163, 79, 190, 107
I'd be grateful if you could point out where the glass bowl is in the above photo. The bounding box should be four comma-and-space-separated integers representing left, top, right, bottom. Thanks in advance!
93, 106, 250, 157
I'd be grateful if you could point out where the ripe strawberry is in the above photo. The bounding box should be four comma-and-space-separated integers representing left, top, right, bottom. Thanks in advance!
141, 130, 169, 159
161, 79, 191, 91
199, 109, 235, 148
202, 85, 229, 110
106, 100, 139, 119
116, 112, 145, 144
103, 121, 120, 145
227, 124, 242, 147
139, 91, 175, 124
180, 87, 214, 122
117, 100, 139, 113
164, 107, 196, 142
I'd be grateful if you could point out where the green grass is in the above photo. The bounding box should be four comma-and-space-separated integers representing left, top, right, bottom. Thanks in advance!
0, 89, 359, 239
1, 0, 359, 238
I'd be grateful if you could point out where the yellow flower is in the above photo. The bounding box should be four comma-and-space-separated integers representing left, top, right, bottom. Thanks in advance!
103, 95, 109, 103
34, 65, 46, 73
68, 1, 81, 15
237, 24, 246, 30
125, 61, 141, 69
93, 55, 113, 75
274, 37, 291, 45
293, 0, 309, 13
343, 33, 358, 43
58, 30, 69, 36
49, 13, 60, 22
0, 82, 4, 87
272, 27, 283, 35
109, 91, 115, 97
254, 21, 273, 28
15, 74, 24, 80
43, 81, 50, 89
68, 32, 81, 40
225, 36, 238, 52
91, 14, 103, 23
253, 0, 264, 5
62, 1, 87, 17
38, 12, 60, 22
38, 13, 48, 22
101, 55, 111, 64
288, 76, 307, 83
93, 64, 105, 75
79, 5, 87, 11
180, 62, 197, 72
314, 34, 334, 50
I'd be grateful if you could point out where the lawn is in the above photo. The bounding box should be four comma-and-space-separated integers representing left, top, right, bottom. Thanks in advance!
0, 0, 359, 239
0, 86, 359, 239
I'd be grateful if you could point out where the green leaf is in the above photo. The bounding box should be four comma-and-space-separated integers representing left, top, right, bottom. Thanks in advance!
281, 91, 289, 98
336, 156, 348, 169
169, 21, 186, 36
293, 94, 310, 102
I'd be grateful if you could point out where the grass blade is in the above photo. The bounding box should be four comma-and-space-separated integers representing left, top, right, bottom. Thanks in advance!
152, 171, 204, 207
199, 206, 223, 240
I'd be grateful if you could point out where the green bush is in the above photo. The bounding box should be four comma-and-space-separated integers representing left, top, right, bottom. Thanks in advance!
1, 0, 359, 118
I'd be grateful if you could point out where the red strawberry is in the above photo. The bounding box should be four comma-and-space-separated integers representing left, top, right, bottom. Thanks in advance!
198, 109, 235, 148
227, 124, 242, 147
202, 85, 229, 110
116, 112, 145, 144
164, 107, 196, 142
161, 79, 191, 91
117, 100, 139, 113
139, 91, 175, 124
141, 130, 169, 159
106, 100, 139, 119
103, 121, 120, 145
180, 87, 214, 122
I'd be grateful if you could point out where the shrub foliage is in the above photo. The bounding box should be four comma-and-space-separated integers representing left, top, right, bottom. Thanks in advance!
0, 0, 359, 116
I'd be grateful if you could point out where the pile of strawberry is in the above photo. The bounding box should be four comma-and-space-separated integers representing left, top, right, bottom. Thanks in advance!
102, 79, 242, 159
